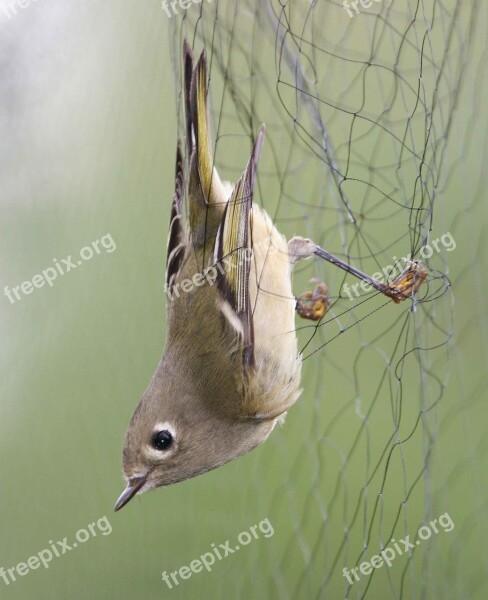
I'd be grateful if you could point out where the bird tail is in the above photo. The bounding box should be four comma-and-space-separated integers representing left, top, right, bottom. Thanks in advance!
183, 41, 228, 247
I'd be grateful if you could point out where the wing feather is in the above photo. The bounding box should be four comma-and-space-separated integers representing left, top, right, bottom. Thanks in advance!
214, 126, 266, 368
165, 145, 186, 291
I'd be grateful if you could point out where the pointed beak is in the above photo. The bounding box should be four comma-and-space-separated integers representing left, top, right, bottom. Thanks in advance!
114, 476, 147, 512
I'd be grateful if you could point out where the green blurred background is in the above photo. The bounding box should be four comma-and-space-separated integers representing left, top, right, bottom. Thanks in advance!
1, 1, 487, 599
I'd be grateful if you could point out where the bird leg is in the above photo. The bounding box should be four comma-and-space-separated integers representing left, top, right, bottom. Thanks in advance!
289, 236, 427, 319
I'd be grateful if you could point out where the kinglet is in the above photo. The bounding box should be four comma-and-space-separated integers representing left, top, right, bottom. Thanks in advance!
115, 42, 427, 511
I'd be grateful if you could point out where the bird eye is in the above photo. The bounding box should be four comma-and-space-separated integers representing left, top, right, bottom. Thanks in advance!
151, 430, 173, 451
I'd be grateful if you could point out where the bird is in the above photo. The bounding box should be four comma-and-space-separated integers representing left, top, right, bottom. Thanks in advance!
114, 41, 426, 511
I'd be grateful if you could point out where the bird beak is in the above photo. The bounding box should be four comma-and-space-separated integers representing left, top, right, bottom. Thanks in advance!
114, 476, 147, 512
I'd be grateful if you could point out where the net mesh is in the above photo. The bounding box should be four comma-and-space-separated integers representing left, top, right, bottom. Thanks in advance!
168, 1, 487, 598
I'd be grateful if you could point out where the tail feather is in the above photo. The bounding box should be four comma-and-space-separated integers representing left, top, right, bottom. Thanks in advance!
184, 43, 227, 247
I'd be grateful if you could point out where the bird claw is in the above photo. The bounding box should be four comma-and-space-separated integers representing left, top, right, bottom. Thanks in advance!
296, 279, 330, 321
380, 261, 428, 303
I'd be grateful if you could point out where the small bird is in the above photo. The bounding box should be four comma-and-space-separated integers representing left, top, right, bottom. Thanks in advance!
114, 42, 426, 511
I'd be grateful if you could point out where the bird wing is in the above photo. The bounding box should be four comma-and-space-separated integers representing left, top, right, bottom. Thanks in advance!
165, 145, 186, 293
167, 42, 227, 290
213, 126, 266, 370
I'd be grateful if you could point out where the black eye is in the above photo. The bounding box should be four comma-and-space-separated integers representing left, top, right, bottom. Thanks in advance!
152, 430, 173, 451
